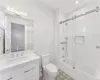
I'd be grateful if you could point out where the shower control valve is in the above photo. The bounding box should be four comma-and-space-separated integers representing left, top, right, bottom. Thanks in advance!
62, 47, 65, 50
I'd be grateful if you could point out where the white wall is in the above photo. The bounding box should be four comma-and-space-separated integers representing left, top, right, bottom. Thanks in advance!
0, 0, 55, 56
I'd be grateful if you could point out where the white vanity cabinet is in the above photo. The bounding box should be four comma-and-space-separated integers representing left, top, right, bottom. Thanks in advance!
0, 54, 40, 80
22, 60, 39, 80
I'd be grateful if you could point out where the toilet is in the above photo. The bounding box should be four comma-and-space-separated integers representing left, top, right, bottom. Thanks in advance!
42, 53, 58, 80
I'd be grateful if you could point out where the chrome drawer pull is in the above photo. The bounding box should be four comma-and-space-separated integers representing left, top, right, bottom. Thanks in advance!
7, 77, 12, 80
24, 67, 35, 73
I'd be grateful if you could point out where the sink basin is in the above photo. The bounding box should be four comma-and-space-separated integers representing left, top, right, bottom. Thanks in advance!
6, 51, 25, 59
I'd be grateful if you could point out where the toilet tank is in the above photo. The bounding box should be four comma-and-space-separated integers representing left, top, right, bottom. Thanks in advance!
42, 53, 50, 66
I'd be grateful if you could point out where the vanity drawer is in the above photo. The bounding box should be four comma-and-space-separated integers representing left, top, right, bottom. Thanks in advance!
0, 59, 39, 80
0, 67, 26, 80
0, 70, 15, 80
22, 60, 39, 80
14, 59, 39, 80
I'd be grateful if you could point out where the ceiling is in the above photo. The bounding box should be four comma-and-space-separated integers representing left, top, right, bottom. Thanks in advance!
39, 0, 91, 14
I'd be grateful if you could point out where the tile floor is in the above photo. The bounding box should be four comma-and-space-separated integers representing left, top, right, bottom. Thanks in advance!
56, 70, 75, 80
40, 69, 75, 80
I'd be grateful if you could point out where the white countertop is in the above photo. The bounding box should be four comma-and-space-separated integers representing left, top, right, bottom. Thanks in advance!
0, 53, 40, 71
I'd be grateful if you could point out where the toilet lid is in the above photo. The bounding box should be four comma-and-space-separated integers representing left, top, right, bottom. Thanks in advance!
45, 63, 58, 72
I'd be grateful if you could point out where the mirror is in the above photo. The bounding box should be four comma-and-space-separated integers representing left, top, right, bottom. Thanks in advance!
11, 23, 25, 52
4, 14, 34, 54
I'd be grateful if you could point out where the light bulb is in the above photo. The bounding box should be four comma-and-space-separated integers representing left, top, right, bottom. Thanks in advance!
76, 1, 79, 4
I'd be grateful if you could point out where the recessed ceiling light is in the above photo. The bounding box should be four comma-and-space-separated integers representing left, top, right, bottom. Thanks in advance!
75, 1, 79, 4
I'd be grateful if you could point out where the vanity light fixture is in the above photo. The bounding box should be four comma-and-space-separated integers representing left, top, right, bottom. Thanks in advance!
6, 6, 27, 17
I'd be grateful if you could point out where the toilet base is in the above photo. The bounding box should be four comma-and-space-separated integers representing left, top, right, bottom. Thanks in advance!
43, 71, 56, 80
44, 77, 55, 80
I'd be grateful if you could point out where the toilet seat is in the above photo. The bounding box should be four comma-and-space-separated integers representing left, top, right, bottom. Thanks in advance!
45, 63, 58, 72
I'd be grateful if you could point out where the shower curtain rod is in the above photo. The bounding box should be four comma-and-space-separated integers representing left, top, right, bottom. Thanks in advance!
60, 6, 100, 24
